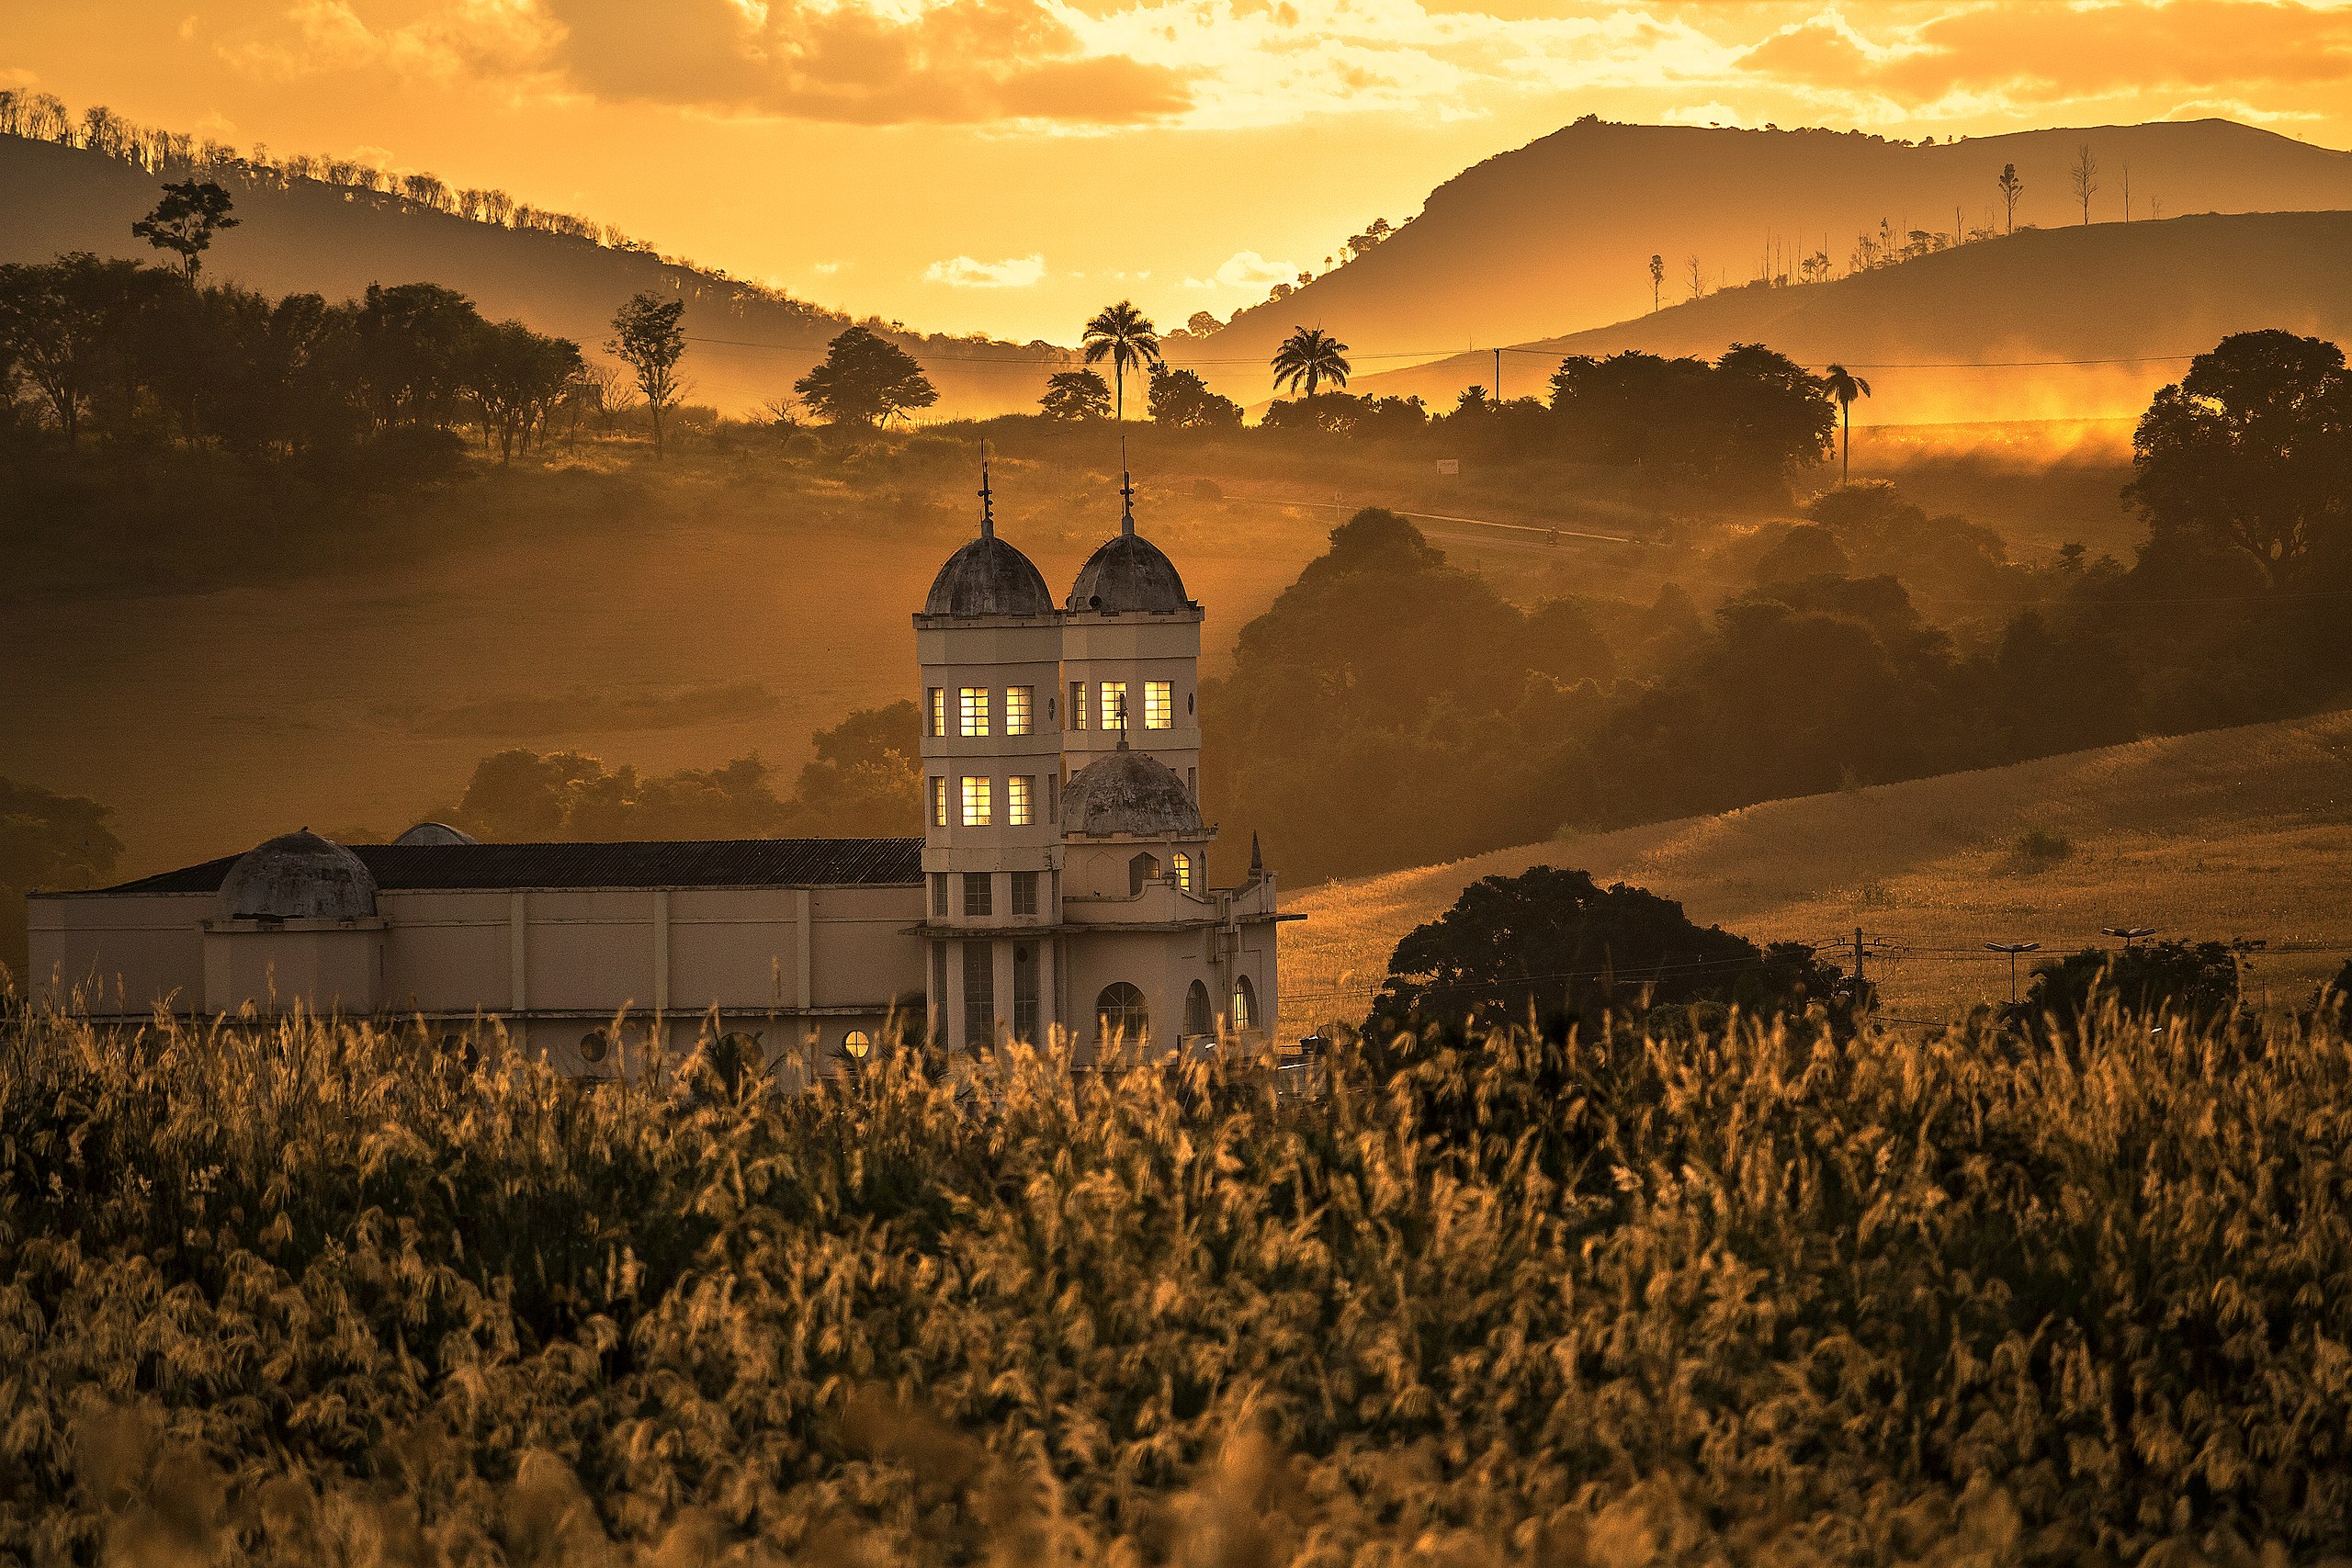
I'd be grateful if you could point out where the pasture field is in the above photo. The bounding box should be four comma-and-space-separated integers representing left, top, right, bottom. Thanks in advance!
1280, 705, 2352, 1036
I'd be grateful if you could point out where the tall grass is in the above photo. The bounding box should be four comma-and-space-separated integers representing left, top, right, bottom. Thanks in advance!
6, 991, 2352, 1564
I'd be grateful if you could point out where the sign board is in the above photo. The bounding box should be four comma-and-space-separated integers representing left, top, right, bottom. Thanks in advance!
1435, 458, 1460, 477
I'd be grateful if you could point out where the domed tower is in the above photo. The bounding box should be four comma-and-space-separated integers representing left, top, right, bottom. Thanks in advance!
202, 829, 387, 1015
915, 465, 1064, 1051
1061, 475, 1204, 806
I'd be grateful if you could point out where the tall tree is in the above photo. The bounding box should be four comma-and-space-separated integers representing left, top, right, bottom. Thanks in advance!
2070, 144, 2098, 225
606, 291, 687, 457
131, 179, 239, 281
1271, 326, 1351, 400
1822, 363, 1872, 485
0, 254, 150, 446
1996, 164, 2024, 233
467, 320, 584, 462
1080, 300, 1161, 422
1648, 253, 1664, 311
793, 325, 937, 426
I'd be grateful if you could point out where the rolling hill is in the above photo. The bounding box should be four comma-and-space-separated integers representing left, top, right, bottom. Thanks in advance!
1344, 209, 2352, 424
0, 132, 1065, 417
1278, 705, 2352, 1035
1192, 118, 2352, 402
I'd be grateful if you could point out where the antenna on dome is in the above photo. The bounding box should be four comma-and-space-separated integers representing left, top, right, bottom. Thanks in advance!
1119, 431, 1135, 537
978, 455, 994, 538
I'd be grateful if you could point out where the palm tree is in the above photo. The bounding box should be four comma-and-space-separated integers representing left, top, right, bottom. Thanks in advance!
1080, 301, 1162, 422
1823, 363, 1871, 484
1271, 327, 1351, 400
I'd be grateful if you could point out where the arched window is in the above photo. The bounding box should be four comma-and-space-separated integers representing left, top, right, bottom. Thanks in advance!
1096, 982, 1148, 1045
1171, 851, 1193, 892
1232, 975, 1257, 1032
842, 1029, 872, 1060
1128, 852, 1159, 895
1184, 979, 1213, 1038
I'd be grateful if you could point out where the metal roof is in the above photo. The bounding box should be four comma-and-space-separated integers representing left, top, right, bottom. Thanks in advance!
58, 838, 926, 897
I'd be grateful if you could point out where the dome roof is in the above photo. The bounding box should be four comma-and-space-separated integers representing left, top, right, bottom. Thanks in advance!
1068, 529, 1191, 615
1062, 748, 1204, 837
924, 532, 1053, 617
392, 821, 480, 847
216, 830, 378, 921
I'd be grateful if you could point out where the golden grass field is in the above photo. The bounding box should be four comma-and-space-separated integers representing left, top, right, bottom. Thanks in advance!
1280, 705, 2352, 1033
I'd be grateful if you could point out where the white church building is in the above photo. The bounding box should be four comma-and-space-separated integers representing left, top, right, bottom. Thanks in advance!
28, 479, 1283, 1074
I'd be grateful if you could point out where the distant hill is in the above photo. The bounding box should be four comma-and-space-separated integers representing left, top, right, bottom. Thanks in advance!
1344, 209, 2352, 423
1192, 118, 2352, 403
1279, 705, 2352, 1034
0, 132, 1066, 416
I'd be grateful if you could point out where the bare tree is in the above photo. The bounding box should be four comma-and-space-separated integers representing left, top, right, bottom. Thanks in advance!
1685, 254, 1704, 301
2071, 144, 2098, 225
2120, 163, 2131, 222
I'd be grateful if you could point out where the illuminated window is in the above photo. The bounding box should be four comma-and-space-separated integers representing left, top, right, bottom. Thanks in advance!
1232, 976, 1256, 1032
964, 874, 992, 918
931, 777, 947, 827
959, 686, 989, 737
961, 775, 992, 826
927, 687, 945, 737
1005, 685, 1033, 736
1100, 681, 1127, 732
1069, 680, 1088, 730
1008, 774, 1034, 826
1012, 870, 1038, 916
1145, 681, 1173, 729
843, 1029, 871, 1060
1171, 850, 1193, 892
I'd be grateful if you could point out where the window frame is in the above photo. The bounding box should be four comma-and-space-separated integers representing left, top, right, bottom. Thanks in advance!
1007, 774, 1033, 827
931, 776, 948, 827
1005, 685, 1033, 736
1100, 681, 1127, 733
959, 686, 989, 738
1011, 870, 1039, 917
927, 687, 945, 738
963, 873, 993, 919
1069, 680, 1088, 731
961, 775, 992, 827
1145, 681, 1173, 729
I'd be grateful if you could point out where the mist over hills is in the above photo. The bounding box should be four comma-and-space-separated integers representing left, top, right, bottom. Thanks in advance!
1348, 208, 2352, 424
1193, 118, 2352, 403
0, 132, 1065, 417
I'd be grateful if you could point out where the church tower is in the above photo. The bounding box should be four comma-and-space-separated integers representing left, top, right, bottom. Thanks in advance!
913, 465, 1063, 1050
1059, 472, 1204, 804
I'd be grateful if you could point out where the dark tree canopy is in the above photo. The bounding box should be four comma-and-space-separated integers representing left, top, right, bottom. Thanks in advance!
130, 179, 238, 279
1147, 367, 1242, 431
605, 291, 687, 455
2129, 330, 2352, 588
1038, 368, 1110, 422
2024, 940, 2243, 1031
1369, 865, 1845, 1041
795, 325, 937, 427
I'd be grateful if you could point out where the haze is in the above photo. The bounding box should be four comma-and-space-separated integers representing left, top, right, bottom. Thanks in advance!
12, 0, 2352, 342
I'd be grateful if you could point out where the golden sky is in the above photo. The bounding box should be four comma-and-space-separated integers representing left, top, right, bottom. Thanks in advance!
8, 0, 2351, 340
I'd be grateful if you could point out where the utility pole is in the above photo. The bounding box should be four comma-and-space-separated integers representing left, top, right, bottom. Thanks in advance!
1492, 347, 1501, 404
1985, 941, 2041, 1005
2102, 925, 2155, 950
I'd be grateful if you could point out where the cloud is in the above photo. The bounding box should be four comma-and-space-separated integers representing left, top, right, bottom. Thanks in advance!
925, 253, 1049, 286
1185, 249, 1298, 289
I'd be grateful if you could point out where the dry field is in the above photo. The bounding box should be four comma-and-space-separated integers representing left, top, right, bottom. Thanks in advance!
1280, 705, 2352, 1034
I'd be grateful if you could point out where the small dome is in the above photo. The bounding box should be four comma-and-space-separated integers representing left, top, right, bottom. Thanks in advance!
1062, 749, 1204, 837
924, 534, 1053, 617
1068, 530, 1191, 614
392, 820, 480, 847
216, 830, 378, 921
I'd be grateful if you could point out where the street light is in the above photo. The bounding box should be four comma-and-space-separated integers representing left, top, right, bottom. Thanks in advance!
2102, 926, 2157, 949
1985, 941, 2041, 1004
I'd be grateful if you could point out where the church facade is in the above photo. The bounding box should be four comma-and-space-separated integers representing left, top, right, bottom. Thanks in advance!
27, 484, 1283, 1074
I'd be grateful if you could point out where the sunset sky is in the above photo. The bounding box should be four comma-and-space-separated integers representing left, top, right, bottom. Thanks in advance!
9, 0, 2351, 341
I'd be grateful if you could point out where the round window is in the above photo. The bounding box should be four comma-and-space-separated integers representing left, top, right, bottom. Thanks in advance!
579, 1029, 609, 1064
843, 1029, 872, 1059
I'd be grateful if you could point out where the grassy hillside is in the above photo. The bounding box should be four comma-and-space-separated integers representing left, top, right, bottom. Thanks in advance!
1281, 705, 2352, 1035
0, 133, 1065, 416
1193, 118, 2352, 402
1348, 209, 2352, 424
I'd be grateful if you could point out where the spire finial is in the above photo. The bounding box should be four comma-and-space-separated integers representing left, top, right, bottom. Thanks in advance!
1119, 433, 1135, 536
1250, 831, 1263, 879
978, 457, 995, 539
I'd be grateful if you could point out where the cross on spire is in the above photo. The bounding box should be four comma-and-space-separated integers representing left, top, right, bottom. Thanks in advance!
978, 458, 994, 538
1119, 432, 1135, 536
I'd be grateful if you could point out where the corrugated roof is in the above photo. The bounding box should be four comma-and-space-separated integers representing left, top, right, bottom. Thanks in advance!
58, 839, 926, 897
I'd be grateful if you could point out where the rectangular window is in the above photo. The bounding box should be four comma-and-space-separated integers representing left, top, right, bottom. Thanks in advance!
1069, 680, 1088, 730
1047, 773, 1057, 824
1100, 681, 1127, 732
963, 873, 993, 919
963, 941, 995, 1043
931, 777, 948, 827
959, 686, 989, 738
931, 873, 948, 918
1012, 870, 1039, 917
927, 687, 945, 738
1008, 775, 1033, 827
1005, 685, 1033, 736
1186, 766, 1197, 801
1013, 945, 1039, 1042
1172, 851, 1193, 892
1145, 681, 1173, 729
961, 775, 992, 827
